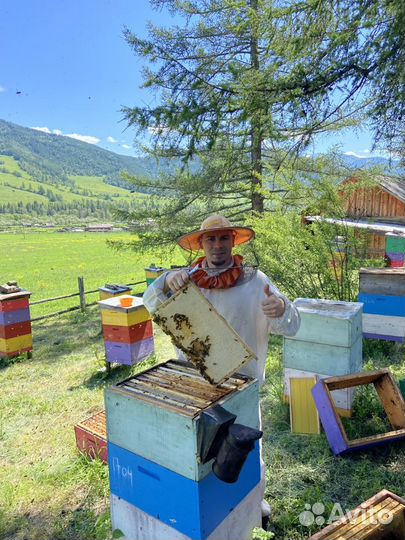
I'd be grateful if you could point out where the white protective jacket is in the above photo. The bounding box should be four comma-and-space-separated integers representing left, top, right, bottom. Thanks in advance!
143, 268, 300, 385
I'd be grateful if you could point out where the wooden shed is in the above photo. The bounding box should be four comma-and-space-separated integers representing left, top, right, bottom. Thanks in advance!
342, 176, 405, 256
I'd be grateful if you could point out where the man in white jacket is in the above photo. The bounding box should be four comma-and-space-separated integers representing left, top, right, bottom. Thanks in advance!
143, 214, 300, 527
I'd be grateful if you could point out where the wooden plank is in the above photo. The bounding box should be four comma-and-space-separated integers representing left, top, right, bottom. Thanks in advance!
0, 308, 31, 326
358, 293, 405, 317
324, 370, 388, 391
0, 333, 33, 354
374, 373, 405, 429
284, 367, 355, 412
289, 377, 320, 434
101, 308, 151, 327
312, 381, 348, 455
105, 337, 154, 365
110, 483, 262, 540
108, 441, 261, 540
0, 297, 30, 313
153, 282, 255, 384
0, 290, 31, 302
283, 336, 363, 376
0, 320, 32, 339
287, 299, 363, 347
102, 320, 153, 344
363, 314, 405, 338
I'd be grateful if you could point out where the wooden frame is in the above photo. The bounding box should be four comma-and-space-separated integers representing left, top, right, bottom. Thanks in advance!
312, 369, 405, 455
309, 489, 405, 539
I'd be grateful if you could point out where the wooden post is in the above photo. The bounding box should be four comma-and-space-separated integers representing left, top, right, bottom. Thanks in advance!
78, 277, 86, 311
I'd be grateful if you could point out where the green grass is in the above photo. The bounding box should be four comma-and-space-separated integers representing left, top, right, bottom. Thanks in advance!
0, 231, 183, 318
0, 309, 175, 540
2, 316, 405, 539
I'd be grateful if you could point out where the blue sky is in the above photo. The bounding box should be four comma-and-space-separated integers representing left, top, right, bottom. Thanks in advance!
0, 0, 382, 159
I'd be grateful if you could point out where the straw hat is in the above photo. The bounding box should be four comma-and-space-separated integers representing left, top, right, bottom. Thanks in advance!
177, 215, 255, 251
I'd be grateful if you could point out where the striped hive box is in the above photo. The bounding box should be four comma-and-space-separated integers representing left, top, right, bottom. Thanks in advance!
99, 284, 132, 300
284, 298, 363, 415
74, 409, 108, 463
385, 233, 405, 268
105, 360, 261, 540
0, 290, 32, 358
145, 266, 166, 286
99, 296, 154, 365
359, 268, 405, 342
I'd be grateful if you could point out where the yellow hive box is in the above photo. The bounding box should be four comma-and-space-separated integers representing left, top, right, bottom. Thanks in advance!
0, 334, 33, 353
99, 296, 151, 327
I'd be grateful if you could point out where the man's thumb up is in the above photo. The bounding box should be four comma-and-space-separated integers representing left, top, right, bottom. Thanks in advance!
261, 284, 285, 318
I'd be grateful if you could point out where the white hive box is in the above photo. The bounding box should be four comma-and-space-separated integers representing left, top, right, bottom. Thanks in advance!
153, 282, 256, 384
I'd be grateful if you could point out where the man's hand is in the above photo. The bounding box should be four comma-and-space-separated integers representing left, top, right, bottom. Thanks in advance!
261, 284, 285, 318
164, 269, 191, 293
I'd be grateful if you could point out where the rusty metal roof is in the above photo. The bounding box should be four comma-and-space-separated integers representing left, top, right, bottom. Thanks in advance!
113, 360, 252, 417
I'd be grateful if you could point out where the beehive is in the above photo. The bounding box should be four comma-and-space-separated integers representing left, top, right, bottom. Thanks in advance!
359, 268, 405, 342
283, 298, 363, 416
0, 290, 32, 358
144, 266, 166, 286
153, 282, 255, 384
74, 410, 108, 463
105, 360, 261, 540
98, 296, 154, 365
99, 284, 132, 300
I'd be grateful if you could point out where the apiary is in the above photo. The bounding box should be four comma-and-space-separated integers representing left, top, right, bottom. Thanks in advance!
74, 409, 108, 463
0, 289, 32, 358
283, 298, 363, 416
99, 284, 132, 300
98, 295, 154, 365
105, 359, 262, 540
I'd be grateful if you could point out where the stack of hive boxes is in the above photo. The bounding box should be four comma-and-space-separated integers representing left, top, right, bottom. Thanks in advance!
385, 234, 405, 268
105, 360, 262, 540
144, 266, 166, 286
99, 284, 132, 300
284, 298, 363, 417
99, 296, 154, 365
359, 267, 405, 342
0, 290, 32, 358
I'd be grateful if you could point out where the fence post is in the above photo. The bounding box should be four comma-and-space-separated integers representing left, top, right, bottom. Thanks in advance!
78, 277, 86, 311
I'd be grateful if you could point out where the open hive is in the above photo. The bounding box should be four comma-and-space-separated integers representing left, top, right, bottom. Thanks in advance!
106, 359, 261, 539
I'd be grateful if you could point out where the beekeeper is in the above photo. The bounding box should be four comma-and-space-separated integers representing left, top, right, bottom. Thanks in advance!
143, 214, 300, 526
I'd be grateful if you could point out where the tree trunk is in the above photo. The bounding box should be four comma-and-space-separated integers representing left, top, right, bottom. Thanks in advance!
249, 0, 264, 213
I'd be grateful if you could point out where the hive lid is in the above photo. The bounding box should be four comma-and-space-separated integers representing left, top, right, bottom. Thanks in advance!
98, 295, 145, 313
294, 298, 363, 318
111, 359, 254, 417
0, 289, 31, 302
153, 282, 256, 384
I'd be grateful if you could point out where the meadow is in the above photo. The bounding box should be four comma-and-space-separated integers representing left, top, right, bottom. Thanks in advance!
0, 231, 183, 318
2, 231, 405, 539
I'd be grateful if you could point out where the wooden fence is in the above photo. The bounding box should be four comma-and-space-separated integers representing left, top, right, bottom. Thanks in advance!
30, 277, 147, 322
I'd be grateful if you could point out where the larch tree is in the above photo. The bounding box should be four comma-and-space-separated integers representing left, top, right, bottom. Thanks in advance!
117, 0, 404, 249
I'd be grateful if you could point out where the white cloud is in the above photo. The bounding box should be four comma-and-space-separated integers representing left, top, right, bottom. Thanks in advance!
53, 129, 62, 135
107, 136, 117, 143
66, 133, 100, 145
32, 126, 52, 134
0, 85, 5, 93
122, 144, 131, 149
